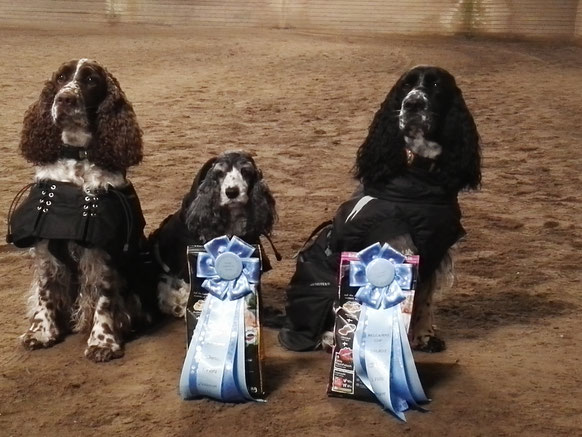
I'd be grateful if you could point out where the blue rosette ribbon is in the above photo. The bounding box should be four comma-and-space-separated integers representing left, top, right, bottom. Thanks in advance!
349, 242, 429, 421
179, 235, 261, 402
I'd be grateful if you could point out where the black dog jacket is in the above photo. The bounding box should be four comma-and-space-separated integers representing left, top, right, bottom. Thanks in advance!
279, 168, 465, 351
7, 180, 146, 262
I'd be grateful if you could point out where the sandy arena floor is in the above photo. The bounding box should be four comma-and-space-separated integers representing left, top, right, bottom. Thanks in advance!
0, 24, 581, 437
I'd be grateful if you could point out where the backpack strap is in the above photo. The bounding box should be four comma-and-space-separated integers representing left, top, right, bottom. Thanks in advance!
292, 219, 333, 259
344, 195, 376, 222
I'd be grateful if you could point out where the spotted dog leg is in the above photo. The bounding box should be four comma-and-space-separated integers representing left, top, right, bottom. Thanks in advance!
157, 274, 189, 318
410, 278, 446, 353
77, 248, 127, 362
21, 282, 60, 349
21, 242, 70, 349
85, 295, 125, 362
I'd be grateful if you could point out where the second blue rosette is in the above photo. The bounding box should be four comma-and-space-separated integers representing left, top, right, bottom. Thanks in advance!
179, 235, 265, 402
328, 242, 428, 421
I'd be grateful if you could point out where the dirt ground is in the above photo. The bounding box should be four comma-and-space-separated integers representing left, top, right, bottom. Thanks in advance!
0, 24, 581, 437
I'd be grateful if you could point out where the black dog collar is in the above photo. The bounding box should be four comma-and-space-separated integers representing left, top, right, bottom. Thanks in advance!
59, 144, 89, 160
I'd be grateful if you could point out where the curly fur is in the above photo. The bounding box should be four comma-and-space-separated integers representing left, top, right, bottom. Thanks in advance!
354, 65, 481, 192
151, 151, 277, 317
350, 66, 481, 352
91, 72, 143, 171
16, 59, 148, 362
186, 154, 276, 242
20, 80, 62, 164
20, 59, 142, 172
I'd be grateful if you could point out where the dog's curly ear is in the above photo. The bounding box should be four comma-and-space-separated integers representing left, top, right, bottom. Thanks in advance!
20, 80, 62, 164
353, 84, 408, 187
184, 162, 225, 239
90, 68, 143, 172
438, 87, 482, 191
181, 157, 218, 210
248, 174, 277, 238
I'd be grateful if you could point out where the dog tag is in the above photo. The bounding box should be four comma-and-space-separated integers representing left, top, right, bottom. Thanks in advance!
365, 258, 395, 287
214, 252, 243, 280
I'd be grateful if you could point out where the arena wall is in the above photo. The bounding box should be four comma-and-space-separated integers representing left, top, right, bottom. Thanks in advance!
0, 1, 580, 41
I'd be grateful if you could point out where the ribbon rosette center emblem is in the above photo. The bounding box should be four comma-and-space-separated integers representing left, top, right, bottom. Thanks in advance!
214, 252, 243, 280
365, 258, 395, 287
196, 235, 260, 300
349, 242, 413, 309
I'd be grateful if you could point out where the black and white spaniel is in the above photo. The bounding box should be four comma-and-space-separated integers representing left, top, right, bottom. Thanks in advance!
355, 65, 481, 192
7, 59, 153, 361
340, 65, 481, 352
149, 151, 278, 318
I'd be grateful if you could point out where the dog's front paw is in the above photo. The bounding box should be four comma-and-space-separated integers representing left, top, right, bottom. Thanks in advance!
85, 344, 124, 362
21, 329, 58, 350
412, 335, 446, 353
157, 276, 189, 318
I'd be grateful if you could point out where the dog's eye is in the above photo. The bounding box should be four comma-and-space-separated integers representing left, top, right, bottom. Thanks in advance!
423, 74, 439, 88
214, 169, 225, 179
56, 73, 67, 83
84, 75, 100, 86
240, 167, 254, 179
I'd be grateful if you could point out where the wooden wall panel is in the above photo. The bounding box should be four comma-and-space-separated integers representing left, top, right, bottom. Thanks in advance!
0, 1, 579, 40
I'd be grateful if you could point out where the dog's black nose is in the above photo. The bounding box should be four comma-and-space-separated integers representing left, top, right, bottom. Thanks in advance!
402, 94, 427, 112
55, 93, 78, 108
225, 186, 240, 199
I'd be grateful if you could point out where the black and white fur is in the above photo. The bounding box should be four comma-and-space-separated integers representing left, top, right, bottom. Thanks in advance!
150, 151, 277, 318
353, 65, 481, 352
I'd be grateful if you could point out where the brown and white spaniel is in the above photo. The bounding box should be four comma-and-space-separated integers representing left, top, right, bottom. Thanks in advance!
7, 59, 154, 361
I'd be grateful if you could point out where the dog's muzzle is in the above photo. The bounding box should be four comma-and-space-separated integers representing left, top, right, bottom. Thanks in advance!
399, 89, 432, 136
51, 84, 87, 126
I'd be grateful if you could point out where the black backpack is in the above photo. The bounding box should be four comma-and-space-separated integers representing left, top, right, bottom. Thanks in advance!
278, 221, 338, 351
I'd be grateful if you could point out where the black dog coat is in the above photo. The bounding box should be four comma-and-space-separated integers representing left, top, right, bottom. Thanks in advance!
279, 168, 465, 351
7, 180, 146, 263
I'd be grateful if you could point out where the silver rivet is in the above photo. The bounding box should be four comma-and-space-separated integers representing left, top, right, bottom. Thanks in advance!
83, 205, 89, 210
45, 201, 51, 206
43, 208, 48, 213
85, 196, 91, 201
48, 193, 54, 198
41, 191, 46, 195
39, 199, 44, 203
50, 185, 56, 190
83, 212, 88, 217
37, 206, 42, 210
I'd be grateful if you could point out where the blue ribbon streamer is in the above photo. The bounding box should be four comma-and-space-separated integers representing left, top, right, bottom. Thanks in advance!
179, 236, 259, 402
349, 242, 428, 421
